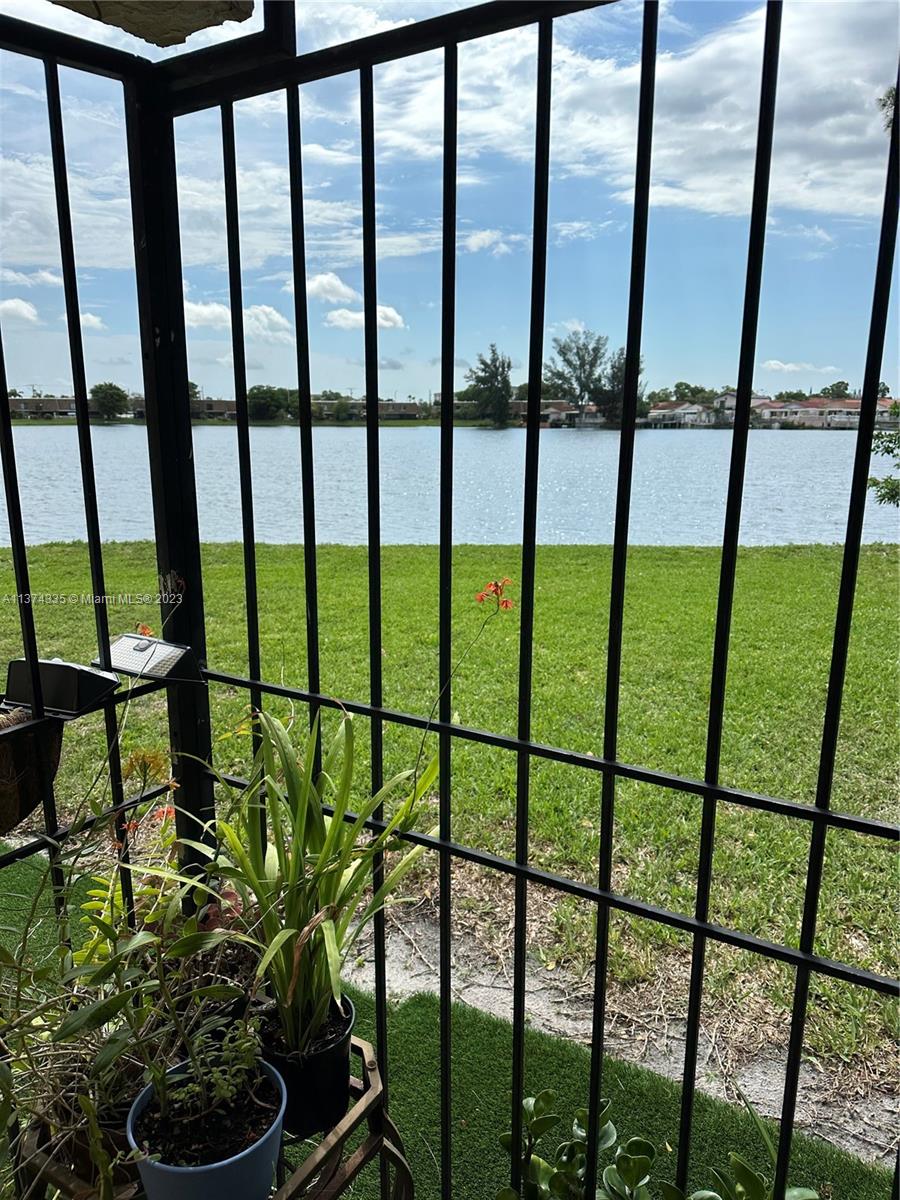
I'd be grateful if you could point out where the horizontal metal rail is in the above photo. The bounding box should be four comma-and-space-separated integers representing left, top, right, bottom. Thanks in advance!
0, 12, 149, 79
163, 0, 607, 116
202, 668, 898, 841
0, 782, 171, 871
205, 767, 897, 999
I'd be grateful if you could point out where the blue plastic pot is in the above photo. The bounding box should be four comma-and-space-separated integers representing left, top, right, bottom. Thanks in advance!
126, 1060, 286, 1200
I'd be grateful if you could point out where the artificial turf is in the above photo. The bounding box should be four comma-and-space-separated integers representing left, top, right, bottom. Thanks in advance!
339, 989, 891, 1199
1, 542, 897, 1062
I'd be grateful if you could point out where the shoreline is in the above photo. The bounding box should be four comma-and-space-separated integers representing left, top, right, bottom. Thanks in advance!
9, 418, 889, 432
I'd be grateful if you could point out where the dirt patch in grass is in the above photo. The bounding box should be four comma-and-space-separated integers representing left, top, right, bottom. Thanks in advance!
346, 861, 899, 1168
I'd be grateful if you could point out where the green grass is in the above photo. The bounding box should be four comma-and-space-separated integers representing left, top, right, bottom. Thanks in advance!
334, 990, 891, 1199
1, 542, 897, 1062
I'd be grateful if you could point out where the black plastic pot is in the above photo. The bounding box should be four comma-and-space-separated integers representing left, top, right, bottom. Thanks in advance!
263, 996, 355, 1139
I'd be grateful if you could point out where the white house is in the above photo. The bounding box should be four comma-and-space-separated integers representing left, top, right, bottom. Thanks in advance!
711, 390, 772, 420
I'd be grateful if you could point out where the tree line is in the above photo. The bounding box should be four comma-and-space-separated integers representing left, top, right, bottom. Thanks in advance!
40, 337, 892, 428
457, 329, 892, 430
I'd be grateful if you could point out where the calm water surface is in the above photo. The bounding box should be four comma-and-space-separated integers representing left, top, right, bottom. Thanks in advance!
2, 425, 897, 545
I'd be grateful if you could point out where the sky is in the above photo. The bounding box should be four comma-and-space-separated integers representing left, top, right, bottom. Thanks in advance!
0, 0, 897, 404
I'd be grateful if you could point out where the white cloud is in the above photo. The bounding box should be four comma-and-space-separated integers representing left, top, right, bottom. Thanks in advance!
0, 297, 39, 323
215, 350, 266, 371
553, 219, 617, 244
324, 305, 405, 330
354, 1, 895, 221
184, 300, 231, 330
761, 359, 839, 374
303, 142, 359, 168
301, 272, 362, 303
462, 229, 517, 256
80, 312, 106, 331
0, 267, 63, 287
184, 299, 293, 343
243, 304, 293, 344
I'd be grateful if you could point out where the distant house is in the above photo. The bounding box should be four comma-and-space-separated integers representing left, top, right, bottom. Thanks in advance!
646, 400, 686, 427
646, 400, 714, 427
542, 401, 579, 427
678, 402, 715, 427
194, 397, 236, 419
574, 403, 606, 427
711, 390, 772, 421
10, 394, 77, 418
754, 400, 786, 423
377, 401, 419, 419
765, 396, 897, 429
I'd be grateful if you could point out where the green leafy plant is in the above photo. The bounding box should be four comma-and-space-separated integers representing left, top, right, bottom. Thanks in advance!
658, 1090, 819, 1200
194, 710, 438, 1055
497, 1089, 820, 1200
497, 1088, 616, 1199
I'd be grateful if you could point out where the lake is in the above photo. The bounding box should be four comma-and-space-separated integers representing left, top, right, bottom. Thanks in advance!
2, 424, 897, 546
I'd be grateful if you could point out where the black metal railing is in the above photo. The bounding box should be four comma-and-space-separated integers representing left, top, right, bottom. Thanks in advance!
0, 3, 896, 1198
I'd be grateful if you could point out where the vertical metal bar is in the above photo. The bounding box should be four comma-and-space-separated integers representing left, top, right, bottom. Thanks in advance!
438, 41, 458, 1200
286, 84, 323, 774
676, 5, 782, 1188
360, 64, 388, 1122
45, 60, 132, 919
510, 19, 552, 1192
221, 101, 263, 796
0, 326, 62, 902
583, 3, 657, 1193
123, 76, 215, 863
772, 70, 898, 1200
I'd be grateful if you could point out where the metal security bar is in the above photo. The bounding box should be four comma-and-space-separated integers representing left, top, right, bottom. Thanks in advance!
0, 4, 897, 1200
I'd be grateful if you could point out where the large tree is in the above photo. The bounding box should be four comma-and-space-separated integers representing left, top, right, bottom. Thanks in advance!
466, 344, 511, 428
821, 380, 850, 398
646, 387, 673, 407
775, 389, 808, 402
672, 380, 714, 404
89, 381, 129, 420
599, 345, 647, 424
247, 384, 290, 420
542, 329, 608, 409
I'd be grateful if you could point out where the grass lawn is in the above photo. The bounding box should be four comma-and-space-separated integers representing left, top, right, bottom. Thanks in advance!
0, 542, 897, 1063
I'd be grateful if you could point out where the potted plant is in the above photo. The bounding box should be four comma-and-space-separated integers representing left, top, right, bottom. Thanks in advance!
125, 1012, 286, 1200
49, 909, 284, 1200
199, 710, 437, 1138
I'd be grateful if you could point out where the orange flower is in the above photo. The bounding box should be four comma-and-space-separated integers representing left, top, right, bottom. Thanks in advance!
135, 622, 154, 637
152, 805, 175, 822
476, 577, 515, 610
124, 819, 140, 834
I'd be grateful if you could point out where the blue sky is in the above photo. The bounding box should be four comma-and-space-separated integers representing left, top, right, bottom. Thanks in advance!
0, 0, 897, 403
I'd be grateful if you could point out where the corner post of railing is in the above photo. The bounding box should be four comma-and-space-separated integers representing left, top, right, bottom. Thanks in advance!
123, 72, 215, 870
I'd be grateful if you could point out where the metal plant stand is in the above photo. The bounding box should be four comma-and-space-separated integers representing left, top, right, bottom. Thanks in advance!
18, 1039, 411, 1200
275, 1037, 413, 1199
